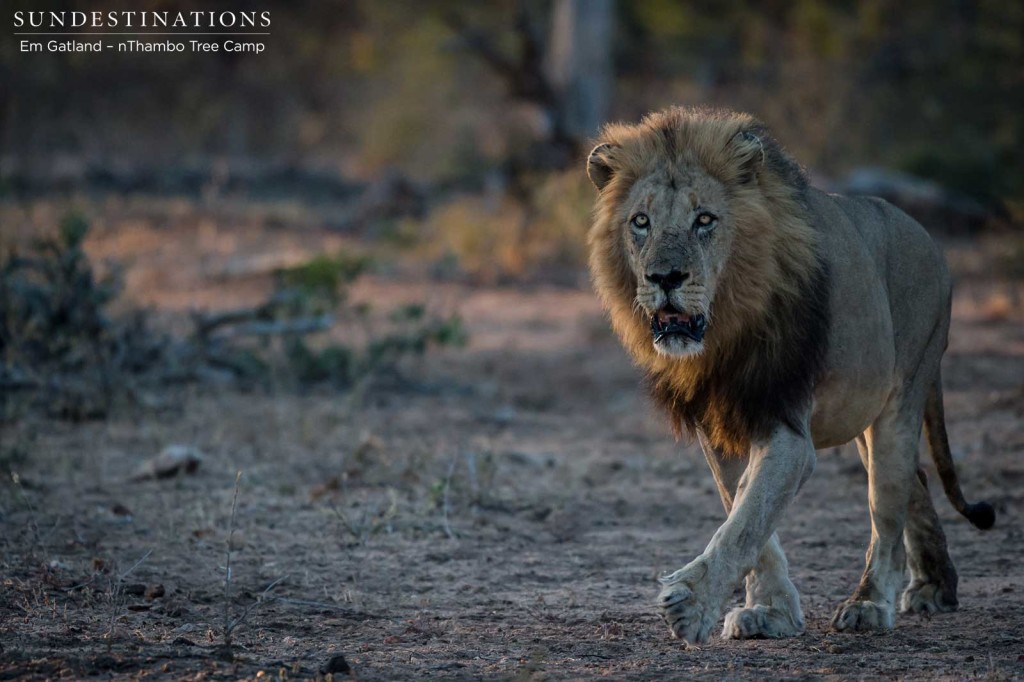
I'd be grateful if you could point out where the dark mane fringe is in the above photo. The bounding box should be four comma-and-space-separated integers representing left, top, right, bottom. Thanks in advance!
737, 122, 809, 194
646, 258, 832, 454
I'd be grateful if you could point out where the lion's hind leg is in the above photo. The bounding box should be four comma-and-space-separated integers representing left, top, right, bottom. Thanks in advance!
832, 402, 919, 632
901, 467, 959, 614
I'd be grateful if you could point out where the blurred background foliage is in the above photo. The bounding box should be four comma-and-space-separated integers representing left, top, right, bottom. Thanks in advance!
2, 0, 1022, 281
4, 1, 1021, 185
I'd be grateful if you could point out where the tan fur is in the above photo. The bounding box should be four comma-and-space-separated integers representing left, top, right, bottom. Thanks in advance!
585, 106, 993, 644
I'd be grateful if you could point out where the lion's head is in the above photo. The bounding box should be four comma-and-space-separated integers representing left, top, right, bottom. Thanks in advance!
590, 140, 733, 358
586, 107, 829, 453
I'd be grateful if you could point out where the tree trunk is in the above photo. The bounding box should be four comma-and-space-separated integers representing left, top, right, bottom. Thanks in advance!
547, 0, 613, 142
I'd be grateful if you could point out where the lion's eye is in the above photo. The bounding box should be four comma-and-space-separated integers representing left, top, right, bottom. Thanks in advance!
630, 213, 650, 231
694, 212, 717, 231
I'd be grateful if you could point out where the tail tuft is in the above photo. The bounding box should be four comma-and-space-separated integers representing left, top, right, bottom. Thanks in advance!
963, 501, 996, 530
925, 376, 994, 532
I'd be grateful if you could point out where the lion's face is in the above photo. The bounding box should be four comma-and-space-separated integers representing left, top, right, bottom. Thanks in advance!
619, 168, 733, 357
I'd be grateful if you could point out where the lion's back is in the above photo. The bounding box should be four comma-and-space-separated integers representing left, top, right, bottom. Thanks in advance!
809, 187, 951, 386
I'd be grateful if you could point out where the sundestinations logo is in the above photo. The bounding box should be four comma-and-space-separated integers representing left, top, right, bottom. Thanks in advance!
14, 10, 271, 29
14, 9, 270, 55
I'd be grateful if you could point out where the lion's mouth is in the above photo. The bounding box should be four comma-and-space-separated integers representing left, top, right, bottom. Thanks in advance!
651, 306, 707, 344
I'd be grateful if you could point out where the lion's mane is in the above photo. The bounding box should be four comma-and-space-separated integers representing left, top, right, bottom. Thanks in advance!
588, 107, 832, 454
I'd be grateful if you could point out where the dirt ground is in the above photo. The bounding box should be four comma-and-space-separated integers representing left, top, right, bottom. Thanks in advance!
2, 211, 1023, 680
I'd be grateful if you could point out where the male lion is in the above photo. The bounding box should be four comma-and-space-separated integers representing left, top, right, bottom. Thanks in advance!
586, 107, 994, 643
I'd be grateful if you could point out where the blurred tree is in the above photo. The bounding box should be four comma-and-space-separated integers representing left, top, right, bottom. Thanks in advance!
1, 0, 1020, 215
547, 0, 613, 141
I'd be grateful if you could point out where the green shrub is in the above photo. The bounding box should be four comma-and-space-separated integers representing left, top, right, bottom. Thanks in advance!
1, 213, 164, 420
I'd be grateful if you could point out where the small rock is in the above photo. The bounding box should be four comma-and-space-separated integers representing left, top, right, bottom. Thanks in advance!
228, 531, 247, 551
111, 503, 132, 516
89, 655, 119, 673
121, 583, 146, 596
320, 654, 351, 675
310, 476, 340, 502
491, 406, 517, 425
506, 451, 556, 468
547, 502, 583, 542
131, 445, 203, 481
530, 506, 553, 522
353, 434, 383, 460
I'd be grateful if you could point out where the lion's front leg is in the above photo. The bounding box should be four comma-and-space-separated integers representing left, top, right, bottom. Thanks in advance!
721, 533, 805, 639
659, 426, 816, 643
700, 438, 805, 639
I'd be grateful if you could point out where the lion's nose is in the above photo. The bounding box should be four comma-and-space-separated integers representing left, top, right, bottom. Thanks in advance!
646, 269, 689, 292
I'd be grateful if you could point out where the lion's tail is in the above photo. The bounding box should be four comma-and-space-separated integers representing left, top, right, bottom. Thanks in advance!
924, 375, 995, 530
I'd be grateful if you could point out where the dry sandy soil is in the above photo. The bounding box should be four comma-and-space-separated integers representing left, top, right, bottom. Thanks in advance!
2, 209, 1023, 680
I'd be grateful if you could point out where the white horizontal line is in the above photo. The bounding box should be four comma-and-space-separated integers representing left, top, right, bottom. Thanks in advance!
14, 32, 270, 35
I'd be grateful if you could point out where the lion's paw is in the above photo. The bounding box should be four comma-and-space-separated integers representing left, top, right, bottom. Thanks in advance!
722, 604, 804, 639
900, 580, 958, 615
830, 599, 894, 632
657, 564, 720, 644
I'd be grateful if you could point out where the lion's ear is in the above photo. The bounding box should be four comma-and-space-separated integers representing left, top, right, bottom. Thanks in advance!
587, 143, 617, 190
729, 128, 769, 184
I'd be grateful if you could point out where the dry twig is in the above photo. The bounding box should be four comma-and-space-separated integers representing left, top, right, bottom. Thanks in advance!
221, 471, 242, 657
442, 454, 459, 540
